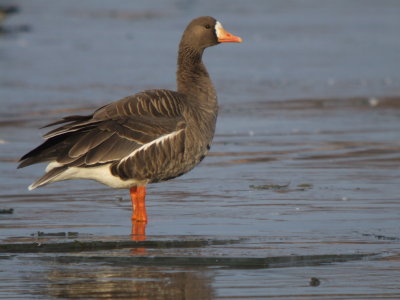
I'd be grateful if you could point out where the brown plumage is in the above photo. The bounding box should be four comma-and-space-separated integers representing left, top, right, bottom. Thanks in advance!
18, 16, 242, 223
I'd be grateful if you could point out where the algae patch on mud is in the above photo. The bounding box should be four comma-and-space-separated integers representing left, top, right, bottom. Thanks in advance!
0, 238, 241, 253
0, 208, 14, 214
249, 183, 313, 192
44, 252, 378, 269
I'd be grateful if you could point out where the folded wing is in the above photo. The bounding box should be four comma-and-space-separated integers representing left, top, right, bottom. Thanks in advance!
18, 90, 187, 186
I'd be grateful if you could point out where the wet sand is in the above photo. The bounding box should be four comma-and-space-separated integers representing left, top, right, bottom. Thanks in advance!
1, 1, 400, 299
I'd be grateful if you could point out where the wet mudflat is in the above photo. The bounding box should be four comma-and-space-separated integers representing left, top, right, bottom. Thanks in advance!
1, 0, 400, 299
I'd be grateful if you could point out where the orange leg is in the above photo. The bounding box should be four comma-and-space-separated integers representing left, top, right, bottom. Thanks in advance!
130, 186, 148, 222
130, 186, 147, 242
131, 220, 146, 242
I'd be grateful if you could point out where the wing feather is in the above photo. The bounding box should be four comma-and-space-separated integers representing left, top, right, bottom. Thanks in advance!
19, 89, 187, 171
68, 130, 114, 158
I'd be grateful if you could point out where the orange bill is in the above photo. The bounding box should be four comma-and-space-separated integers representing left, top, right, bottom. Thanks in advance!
216, 21, 243, 43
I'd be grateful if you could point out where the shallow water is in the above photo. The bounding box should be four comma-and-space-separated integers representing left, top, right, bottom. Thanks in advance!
1, 0, 400, 299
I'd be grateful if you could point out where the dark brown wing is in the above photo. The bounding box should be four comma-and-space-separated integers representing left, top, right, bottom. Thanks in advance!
18, 89, 187, 169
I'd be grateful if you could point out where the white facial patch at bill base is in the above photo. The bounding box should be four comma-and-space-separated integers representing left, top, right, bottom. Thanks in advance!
215, 21, 224, 39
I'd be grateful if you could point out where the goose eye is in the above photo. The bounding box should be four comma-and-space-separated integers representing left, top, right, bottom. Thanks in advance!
204, 24, 211, 29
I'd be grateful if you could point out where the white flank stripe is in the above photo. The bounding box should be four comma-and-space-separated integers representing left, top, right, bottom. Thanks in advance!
121, 129, 184, 163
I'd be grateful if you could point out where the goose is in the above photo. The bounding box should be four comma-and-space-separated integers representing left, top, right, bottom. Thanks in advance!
18, 16, 242, 224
